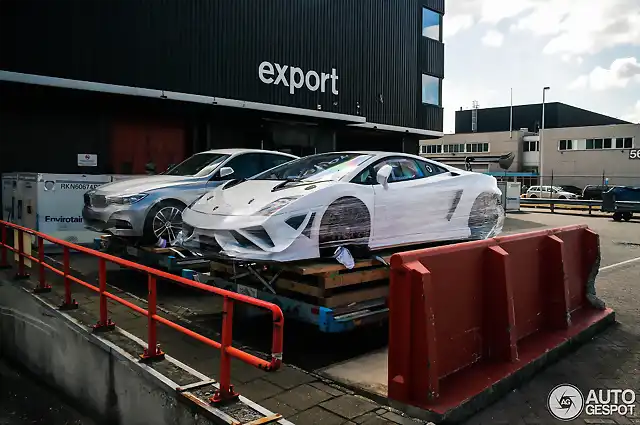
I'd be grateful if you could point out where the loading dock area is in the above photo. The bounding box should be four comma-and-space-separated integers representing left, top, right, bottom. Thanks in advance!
1, 212, 637, 424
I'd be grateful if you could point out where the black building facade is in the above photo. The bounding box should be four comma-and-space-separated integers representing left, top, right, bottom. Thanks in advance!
455, 102, 630, 134
0, 0, 445, 176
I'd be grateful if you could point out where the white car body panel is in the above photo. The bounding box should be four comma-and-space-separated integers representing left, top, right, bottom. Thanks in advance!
180, 151, 504, 262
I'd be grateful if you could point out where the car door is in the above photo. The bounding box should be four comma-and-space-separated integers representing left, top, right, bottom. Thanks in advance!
368, 157, 453, 246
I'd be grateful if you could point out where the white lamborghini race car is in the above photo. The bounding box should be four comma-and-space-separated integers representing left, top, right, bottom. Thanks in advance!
178, 151, 505, 262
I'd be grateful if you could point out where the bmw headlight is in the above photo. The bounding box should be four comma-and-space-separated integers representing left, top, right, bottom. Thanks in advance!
254, 196, 300, 216
106, 193, 148, 205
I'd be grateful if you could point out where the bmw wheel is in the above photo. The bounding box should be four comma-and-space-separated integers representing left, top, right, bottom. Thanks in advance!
143, 200, 186, 244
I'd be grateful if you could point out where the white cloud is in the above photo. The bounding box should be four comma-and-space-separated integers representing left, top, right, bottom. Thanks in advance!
569, 57, 640, 91
444, 15, 474, 38
481, 30, 504, 47
622, 101, 640, 123
446, 0, 640, 58
561, 54, 584, 65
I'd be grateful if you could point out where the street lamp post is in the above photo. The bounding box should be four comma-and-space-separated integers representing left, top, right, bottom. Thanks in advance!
540, 86, 550, 190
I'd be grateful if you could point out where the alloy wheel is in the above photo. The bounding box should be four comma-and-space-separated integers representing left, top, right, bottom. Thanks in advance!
152, 206, 183, 241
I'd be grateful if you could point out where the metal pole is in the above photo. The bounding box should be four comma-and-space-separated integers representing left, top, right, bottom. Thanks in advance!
141, 274, 164, 362
0, 223, 9, 269
509, 88, 513, 139
540, 87, 550, 193
59, 245, 76, 308
93, 258, 115, 332
211, 296, 239, 404
33, 237, 51, 293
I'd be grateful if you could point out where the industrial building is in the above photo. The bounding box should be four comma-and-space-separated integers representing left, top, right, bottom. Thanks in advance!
420, 102, 639, 188
0, 0, 445, 178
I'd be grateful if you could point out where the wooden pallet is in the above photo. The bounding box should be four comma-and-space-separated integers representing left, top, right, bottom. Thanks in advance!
208, 241, 455, 308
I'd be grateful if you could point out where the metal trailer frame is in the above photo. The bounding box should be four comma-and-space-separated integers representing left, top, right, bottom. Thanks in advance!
93, 235, 212, 273
181, 268, 389, 333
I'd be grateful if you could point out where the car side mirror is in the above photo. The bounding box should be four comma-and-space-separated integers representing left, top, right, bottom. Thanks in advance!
376, 164, 393, 187
219, 167, 234, 178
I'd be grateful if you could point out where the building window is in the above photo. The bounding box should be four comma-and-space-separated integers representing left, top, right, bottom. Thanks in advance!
441, 143, 488, 153
558, 139, 573, 151
465, 143, 489, 153
523, 141, 539, 152
422, 144, 442, 154
421, 145, 427, 154
614, 137, 633, 149
422, 8, 442, 41
421, 74, 440, 106
560, 137, 633, 151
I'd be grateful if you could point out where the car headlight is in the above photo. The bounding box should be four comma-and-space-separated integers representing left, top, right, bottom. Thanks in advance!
254, 196, 300, 216
106, 193, 148, 205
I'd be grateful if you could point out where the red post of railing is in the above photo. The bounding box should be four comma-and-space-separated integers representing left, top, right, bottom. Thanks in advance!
33, 236, 52, 294
92, 258, 115, 332
0, 223, 11, 270
210, 296, 239, 405
59, 245, 78, 310
14, 228, 29, 280
140, 274, 165, 362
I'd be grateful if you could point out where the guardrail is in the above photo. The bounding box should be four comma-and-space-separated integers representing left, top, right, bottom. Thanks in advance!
0, 220, 284, 404
520, 198, 640, 214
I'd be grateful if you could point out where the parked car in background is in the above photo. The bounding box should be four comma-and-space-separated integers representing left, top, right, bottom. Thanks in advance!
82, 149, 298, 244
582, 185, 618, 200
179, 151, 505, 262
559, 185, 583, 197
525, 185, 579, 199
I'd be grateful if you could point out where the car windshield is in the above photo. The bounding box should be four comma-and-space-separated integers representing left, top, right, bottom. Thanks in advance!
164, 153, 230, 177
251, 153, 372, 182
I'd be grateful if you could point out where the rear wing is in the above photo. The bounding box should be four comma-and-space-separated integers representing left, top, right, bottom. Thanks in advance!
426, 152, 515, 172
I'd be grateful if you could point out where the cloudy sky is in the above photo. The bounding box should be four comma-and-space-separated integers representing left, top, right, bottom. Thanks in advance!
442, 0, 640, 133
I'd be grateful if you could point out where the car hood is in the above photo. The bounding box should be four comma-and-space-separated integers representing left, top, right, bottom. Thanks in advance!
189, 179, 334, 216
94, 175, 200, 195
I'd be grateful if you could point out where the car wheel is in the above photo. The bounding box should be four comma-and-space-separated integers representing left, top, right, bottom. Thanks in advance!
142, 199, 187, 244
623, 212, 633, 222
559, 196, 566, 199
468, 192, 504, 240
612, 212, 623, 222
318, 197, 371, 259
529, 194, 537, 198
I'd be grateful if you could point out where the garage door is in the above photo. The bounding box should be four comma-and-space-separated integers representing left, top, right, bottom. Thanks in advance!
111, 122, 185, 174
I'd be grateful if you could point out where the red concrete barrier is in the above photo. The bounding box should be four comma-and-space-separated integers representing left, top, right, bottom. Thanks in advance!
387, 225, 614, 420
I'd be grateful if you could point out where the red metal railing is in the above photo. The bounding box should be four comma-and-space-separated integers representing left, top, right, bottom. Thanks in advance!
0, 220, 284, 404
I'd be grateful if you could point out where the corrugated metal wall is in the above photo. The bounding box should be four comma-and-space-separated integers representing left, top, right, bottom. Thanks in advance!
0, 0, 445, 131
